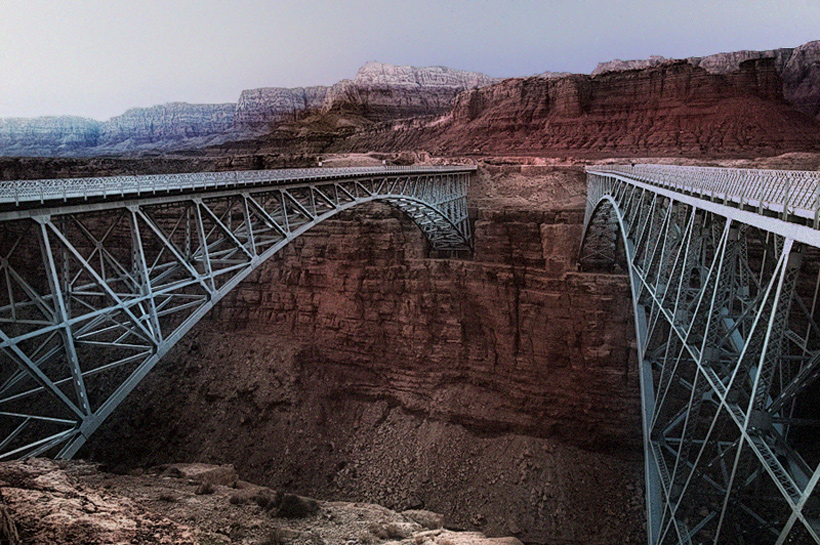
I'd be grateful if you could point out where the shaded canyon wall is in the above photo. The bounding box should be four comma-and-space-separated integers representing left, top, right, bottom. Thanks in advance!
86, 166, 644, 544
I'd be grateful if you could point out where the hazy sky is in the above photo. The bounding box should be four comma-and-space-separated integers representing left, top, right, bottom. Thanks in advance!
1, 0, 818, 120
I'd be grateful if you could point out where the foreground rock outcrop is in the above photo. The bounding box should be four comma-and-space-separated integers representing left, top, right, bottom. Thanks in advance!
0, 459, 524, 545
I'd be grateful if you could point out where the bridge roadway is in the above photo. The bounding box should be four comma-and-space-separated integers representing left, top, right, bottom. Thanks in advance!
582, 164, 820, 545
0, 165, 475, 460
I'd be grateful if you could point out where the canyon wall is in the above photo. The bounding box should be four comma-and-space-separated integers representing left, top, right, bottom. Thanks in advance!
85, 166, 645, 545
100, 102, 236, 148
0, 116, 101, 156
594, 40, 820, 121
339, 57, 820, 157
6, 41, 817, 159
319, 62, 499, 122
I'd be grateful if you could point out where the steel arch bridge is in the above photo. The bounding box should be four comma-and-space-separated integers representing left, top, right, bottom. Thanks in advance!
0, 165, 474, 460
581, 164, 820, 545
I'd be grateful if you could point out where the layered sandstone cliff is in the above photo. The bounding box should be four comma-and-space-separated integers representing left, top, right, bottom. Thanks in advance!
781, 41, 820, 120
0, 116, 100, 156
320, 62, 498, 122
338, 57, 820, 156
0, 62, 496, 156
100, 102, 236, 148
594, 40, 820, 120
234, 86, 329, 129
0, 103, 238, 157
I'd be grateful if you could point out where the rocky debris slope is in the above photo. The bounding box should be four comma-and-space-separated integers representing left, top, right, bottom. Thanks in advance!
337, 57, 820, 157
85, 164, 645, 545
0, 459, 523, 545
0, 458, 196, 544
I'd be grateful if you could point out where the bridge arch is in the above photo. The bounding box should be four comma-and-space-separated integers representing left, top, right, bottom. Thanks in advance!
0, 167, 473, 460
580, 165, 820, 545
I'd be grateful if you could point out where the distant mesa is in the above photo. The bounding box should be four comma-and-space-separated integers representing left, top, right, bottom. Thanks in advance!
0, 43, 818, 158
0, 61, 497, 157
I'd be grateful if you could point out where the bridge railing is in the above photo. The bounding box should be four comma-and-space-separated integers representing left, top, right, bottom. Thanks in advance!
0, 165, 477, 206
588, 164, 820, 226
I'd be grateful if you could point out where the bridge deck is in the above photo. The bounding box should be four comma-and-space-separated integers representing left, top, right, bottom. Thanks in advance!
0, 165, 477, 207
591, 164, 820, 226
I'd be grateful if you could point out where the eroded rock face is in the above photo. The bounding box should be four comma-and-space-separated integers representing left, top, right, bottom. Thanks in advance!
342, 57, 820, 156
321, 62, 498, 122
0, 62, 497, 157
235, 86, 330, 129
781, 41, 820, 120
591, 55, 668, 76
0, 117, 101, 156
352, 61, 497, 89
100, 102, 236, 147
594, 40, 820, 120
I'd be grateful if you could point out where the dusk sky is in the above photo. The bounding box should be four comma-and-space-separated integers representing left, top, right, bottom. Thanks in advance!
1, 0, 818, 121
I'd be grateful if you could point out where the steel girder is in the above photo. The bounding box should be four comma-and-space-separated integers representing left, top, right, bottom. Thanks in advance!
581, 168, 820, 545
0, 168, 472, 460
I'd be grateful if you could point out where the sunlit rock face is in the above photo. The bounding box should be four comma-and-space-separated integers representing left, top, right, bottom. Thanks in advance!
99, 102, 236, 147
320, 61, 498, 121
234, 86, 330, 129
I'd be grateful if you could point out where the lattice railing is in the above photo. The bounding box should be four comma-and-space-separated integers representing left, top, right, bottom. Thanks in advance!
0, 165, 477, 205
589, 164, 820, 225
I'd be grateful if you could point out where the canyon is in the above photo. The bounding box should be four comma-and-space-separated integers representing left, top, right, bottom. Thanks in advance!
74, 162, 644, 545
1, 38, 820, 545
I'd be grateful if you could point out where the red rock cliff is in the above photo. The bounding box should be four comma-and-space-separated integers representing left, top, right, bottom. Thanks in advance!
338, 58, 820, 157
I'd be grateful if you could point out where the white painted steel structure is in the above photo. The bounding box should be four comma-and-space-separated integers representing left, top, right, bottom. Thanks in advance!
0, 166, 474, 460
581, 164, 820, 545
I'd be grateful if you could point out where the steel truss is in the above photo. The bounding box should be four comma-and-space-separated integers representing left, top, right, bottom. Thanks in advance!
0, 166, 473, 460
582, 166, 820, 545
